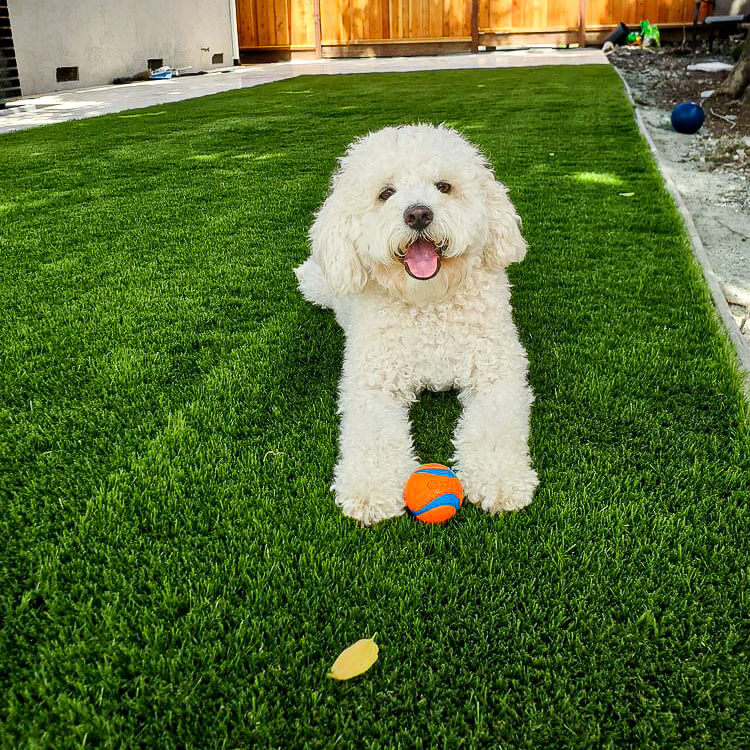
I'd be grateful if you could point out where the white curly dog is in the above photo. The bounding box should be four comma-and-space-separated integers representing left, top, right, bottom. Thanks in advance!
295, 123, 538, 525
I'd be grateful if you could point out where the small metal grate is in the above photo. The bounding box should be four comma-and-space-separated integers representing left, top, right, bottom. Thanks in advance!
56, 66, 79, 82
0, 0, 22, 104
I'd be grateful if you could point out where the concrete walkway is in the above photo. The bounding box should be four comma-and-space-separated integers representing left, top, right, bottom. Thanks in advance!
0, 48, 606, 134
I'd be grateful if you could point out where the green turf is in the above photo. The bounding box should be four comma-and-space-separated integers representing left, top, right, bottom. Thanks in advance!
1, 66, 748, 748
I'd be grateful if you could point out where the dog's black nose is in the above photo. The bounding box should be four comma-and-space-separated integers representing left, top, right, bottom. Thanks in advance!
403, 204, 433, 231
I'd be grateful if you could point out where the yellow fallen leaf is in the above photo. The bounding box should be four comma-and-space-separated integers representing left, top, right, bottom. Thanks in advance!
327, 638, 379, 680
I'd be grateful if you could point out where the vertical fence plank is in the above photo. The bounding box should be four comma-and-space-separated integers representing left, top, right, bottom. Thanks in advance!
420, 0, 431, 37
430, 0, 443, 37
258, 0, 272, 44
290, 0, 313, 46
578, 0, 586, 45
471, 0, 479, 49
313, 0, 322, 52
237, 0, 258, 46
489, 0, 510, 30
479, 0, 489, 30
275, 0, 289, 44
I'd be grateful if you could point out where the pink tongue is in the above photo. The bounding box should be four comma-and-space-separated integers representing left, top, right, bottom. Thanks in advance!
404, 239, 439, 280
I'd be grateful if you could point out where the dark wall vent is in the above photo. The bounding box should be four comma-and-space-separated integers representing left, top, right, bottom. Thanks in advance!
0, 0, 22, 105
212, 53, 224, 65
56, 66, 79, 83
147, 58, 163, 71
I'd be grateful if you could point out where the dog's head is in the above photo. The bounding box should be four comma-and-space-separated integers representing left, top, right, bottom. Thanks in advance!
309, 123, 526, 302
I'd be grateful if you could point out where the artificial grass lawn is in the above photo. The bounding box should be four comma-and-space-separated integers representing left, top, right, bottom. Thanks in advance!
1, 65, 749, 748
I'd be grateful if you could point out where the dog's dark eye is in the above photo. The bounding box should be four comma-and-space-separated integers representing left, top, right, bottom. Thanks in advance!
379, 187, 396, 202
436, 181, 452, 194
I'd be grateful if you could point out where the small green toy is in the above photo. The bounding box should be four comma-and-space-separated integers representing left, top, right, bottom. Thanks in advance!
627, 20, 660, 47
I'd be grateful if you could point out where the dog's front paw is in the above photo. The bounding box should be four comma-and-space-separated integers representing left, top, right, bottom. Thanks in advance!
462, 464, 538, 514
332, 460, 416, 526
335, 489, 406, 526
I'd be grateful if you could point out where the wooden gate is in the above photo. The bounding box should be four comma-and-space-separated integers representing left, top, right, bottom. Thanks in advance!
236, 0, 472, 58
236, 0, 702, 60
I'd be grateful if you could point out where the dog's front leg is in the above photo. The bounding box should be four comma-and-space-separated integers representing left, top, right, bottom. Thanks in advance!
332, 380, 418, 525
453, 378, 538, 514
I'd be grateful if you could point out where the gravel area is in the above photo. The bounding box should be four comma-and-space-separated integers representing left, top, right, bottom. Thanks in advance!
609, 41, 750, 346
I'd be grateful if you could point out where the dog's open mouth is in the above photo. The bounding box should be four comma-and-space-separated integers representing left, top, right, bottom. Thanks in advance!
402, 238, 441, 280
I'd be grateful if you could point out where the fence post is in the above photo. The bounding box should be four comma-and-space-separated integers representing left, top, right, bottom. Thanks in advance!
313, 0, 322, 58
578, 0, 587, 47
471, 0, 479, 53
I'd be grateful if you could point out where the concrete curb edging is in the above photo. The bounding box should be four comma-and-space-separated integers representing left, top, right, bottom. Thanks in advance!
612, 65, 750, 402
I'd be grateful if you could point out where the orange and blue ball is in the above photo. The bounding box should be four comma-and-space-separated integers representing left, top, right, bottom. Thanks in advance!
404, 463, 464, 523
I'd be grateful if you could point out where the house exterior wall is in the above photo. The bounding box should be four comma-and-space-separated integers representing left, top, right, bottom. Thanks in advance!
8, 0, 236, 96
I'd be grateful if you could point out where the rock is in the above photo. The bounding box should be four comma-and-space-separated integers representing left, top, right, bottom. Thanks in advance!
725, 282, 750, 307
687, 62, 734, 72
633, 94, 653, 106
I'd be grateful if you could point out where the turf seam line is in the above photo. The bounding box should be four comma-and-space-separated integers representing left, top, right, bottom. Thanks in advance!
612, 64, 750, 401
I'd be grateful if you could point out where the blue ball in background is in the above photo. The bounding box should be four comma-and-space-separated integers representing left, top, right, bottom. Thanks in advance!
671, 102, 705, 134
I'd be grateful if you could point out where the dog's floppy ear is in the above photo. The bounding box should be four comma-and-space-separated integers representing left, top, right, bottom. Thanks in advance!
482, 171, 528, 270
309, 189, 368, 295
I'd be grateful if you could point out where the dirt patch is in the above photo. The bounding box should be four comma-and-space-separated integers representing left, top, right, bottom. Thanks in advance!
610, 39, 750, 346
610, 40, 749, 139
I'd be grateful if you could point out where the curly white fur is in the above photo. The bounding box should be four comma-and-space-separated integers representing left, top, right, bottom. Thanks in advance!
295, 124, 538, 524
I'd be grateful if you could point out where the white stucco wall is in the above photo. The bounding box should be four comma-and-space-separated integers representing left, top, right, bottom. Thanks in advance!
8, 0, 238, 96
720, 1, 750, 13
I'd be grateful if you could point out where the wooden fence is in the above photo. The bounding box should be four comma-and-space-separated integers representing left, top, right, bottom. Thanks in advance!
236, 0, 703, 59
